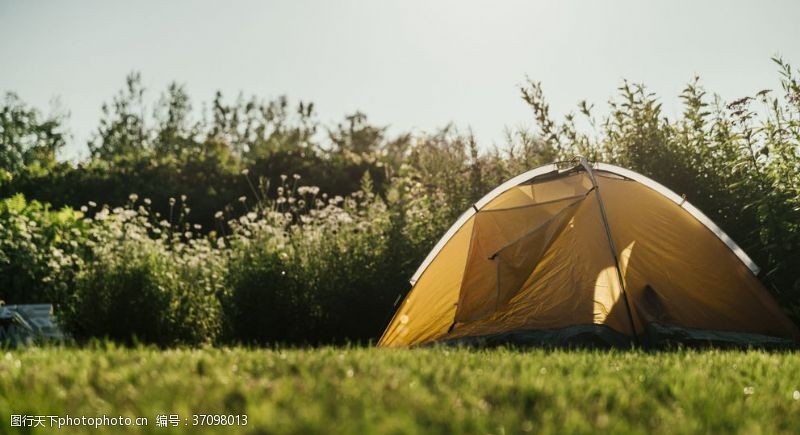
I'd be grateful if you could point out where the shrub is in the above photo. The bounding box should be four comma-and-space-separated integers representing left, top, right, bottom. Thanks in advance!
223, 173, 398, 344
60, 199, 224, 346
0, 193, 86, 304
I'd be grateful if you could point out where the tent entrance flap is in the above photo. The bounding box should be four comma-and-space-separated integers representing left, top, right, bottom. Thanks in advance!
453, 190, 588, 324
492, 199, 584, 311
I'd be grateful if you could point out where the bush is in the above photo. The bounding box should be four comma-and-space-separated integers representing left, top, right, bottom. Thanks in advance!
2, 75, 402, 234
223, 173, 399, 344
0, 194, 86, 304
60, 199, 224, 346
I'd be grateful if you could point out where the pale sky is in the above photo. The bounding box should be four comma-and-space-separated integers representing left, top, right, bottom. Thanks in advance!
2, 0, 799, 160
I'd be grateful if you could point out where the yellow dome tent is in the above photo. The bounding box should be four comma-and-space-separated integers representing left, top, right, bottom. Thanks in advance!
379, 158, 800, 348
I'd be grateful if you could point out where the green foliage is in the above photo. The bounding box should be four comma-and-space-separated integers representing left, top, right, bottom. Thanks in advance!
59, 199, 224, 346
0, 92, 66, 182
5, 74, 400, 232
0, 194, 86, 304
223, 172, 398, 344
3, 347, 800, 434
1, 59, 799, 344
723, 58, 800, 308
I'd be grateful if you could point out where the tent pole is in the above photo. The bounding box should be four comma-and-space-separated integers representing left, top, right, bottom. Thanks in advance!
578, 157, 640, 346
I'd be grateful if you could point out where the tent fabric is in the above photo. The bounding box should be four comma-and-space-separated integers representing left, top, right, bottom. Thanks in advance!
378, 160, 800, 347
597, 174, 799, 339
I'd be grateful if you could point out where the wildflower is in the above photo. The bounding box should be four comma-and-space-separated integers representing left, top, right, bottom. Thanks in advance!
247, 212, 257, 220
214, 211, 224, 219
169, 197, 176, 206
181, 194, 187, 202
743, 386, 754, 395
238, 196, 247, 203
241, 168, 250, 175
793, 390, 800, 400
129, 193, 138, 202
280, 174, 287, 182
80, 206, 88, 212
144, 198, 152, 205
193, 224, 202, 230
88, 201, 97, 207
293, 174, 301, 180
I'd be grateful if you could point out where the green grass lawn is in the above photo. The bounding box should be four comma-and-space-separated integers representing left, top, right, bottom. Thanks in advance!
1, 346, 799, 434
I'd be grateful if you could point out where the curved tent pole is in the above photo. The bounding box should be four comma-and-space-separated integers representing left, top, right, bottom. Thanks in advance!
390, 159, 761, 346
579, 157, 640, 345
593, 163, 759, 274
408, 161, 760, 286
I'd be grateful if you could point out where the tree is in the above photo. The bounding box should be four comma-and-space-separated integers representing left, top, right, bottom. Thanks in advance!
0, 92, 66, 182
88, 72, 149, 162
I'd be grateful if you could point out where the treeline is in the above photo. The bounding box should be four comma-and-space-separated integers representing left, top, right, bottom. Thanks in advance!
1, 58, 798, 345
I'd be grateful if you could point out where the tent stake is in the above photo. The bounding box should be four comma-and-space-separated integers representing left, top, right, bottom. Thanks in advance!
579, 157, 640, 346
